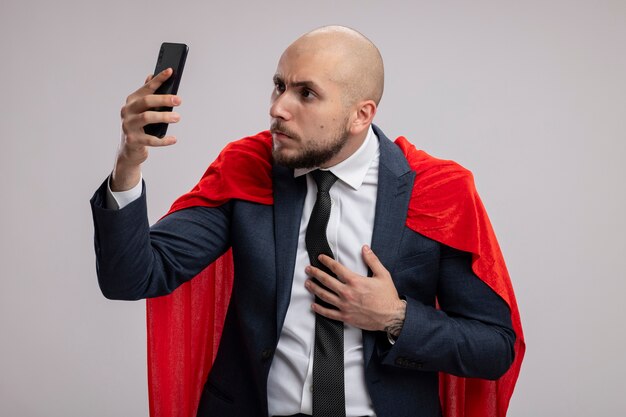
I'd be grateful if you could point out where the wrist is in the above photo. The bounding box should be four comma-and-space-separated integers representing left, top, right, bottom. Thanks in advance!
111, 157, 142, 192
384, 298, 407, 344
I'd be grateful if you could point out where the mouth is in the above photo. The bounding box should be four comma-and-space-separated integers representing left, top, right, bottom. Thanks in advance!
271, 129, 289, 138
270, 128, 295, 145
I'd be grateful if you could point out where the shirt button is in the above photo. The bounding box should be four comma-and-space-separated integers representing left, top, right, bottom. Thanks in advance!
309, 385, 314, 392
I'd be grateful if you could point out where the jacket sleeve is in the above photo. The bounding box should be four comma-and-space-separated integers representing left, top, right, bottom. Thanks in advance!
380, 244, 516, 380
90, 177, 231, 300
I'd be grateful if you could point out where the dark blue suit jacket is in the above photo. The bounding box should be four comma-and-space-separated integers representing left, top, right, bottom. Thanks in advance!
91, 126, 515, 417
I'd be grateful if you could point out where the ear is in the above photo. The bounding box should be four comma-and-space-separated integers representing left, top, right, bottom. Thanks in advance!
349, 100, 377, 135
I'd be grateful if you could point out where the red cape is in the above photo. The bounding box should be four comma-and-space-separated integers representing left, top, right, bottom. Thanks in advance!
146, 131, 525, 417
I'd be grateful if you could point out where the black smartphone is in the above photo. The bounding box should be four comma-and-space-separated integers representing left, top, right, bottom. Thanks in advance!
144, 42, 189, 138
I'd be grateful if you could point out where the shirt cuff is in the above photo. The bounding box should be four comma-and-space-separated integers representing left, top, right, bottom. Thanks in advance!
106, 174, 143, 210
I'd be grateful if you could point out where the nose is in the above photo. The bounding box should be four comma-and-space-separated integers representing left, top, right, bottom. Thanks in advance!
269, 91, 292, 121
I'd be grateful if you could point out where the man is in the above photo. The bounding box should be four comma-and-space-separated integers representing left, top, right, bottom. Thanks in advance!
91, 26, 523, 417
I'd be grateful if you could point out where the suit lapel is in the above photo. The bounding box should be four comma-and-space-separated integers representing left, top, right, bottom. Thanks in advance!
363, 126, 416, 367
273, 164, 307, 337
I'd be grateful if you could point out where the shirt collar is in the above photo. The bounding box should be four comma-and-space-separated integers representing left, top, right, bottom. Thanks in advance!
294, 126, 379, 190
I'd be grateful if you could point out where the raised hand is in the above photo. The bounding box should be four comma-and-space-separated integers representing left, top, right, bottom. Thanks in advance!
111, 68, 182, 191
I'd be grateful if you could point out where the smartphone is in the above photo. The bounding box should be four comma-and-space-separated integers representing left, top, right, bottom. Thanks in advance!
144, 42, 189, 138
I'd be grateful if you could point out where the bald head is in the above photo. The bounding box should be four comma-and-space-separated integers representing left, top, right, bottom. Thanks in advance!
283, 25, 384, 106
270, 26, 384, 168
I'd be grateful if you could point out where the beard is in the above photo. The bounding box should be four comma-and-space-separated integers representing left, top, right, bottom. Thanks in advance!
271, 120, 350, 169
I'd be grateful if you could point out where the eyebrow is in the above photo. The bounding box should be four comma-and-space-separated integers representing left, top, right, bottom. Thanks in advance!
273, 74, 323, 92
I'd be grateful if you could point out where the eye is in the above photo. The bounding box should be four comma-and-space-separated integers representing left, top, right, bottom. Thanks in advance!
274, 80, 285, 94
300, 88, 314, 99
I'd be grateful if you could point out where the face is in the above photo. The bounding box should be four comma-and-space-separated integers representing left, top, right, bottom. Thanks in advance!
269, 46, 353, 169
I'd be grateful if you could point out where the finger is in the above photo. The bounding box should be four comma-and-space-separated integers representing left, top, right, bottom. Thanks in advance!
144, 73, 154, 84
318, 255, 351, 282
124, 110, 181, 133
306, 265, 344, 291
127, 68, 173, 101
305, 279, 341, 307
128, 132, 177, 147
362, 245, 388, 277
145, 135, 178, 147
311, 302, 343, 322
125, 94, 182, 114
142, 68, 173, 93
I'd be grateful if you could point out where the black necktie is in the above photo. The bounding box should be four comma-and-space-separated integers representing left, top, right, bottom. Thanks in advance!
306, 170, 346, 417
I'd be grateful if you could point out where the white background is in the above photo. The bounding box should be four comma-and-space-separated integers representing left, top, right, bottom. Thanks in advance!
1, 0, 625, 416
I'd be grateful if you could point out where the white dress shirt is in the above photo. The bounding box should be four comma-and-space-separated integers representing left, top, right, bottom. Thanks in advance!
267, 126, 379, 417
108, 127, 380, 417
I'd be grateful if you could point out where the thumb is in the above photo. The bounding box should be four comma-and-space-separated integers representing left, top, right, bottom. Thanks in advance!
362, 245, 389, 278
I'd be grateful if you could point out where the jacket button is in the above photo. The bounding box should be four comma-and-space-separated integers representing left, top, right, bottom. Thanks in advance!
261, 349, 273, 360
